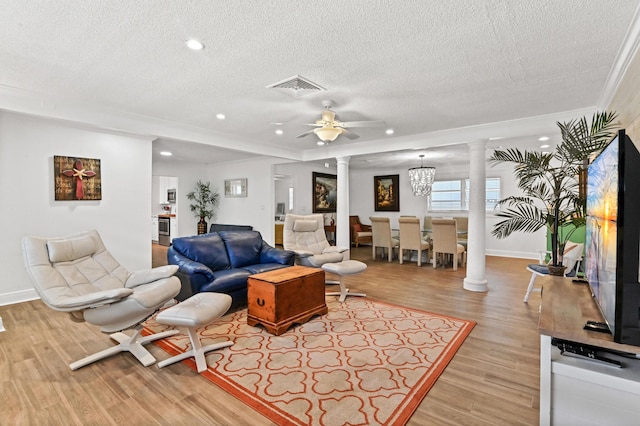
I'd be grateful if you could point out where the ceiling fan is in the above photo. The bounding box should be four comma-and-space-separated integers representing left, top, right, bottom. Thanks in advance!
295, 100, 385, 144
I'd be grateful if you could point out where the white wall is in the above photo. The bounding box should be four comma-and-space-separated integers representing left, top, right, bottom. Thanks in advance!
0, 111, 155, 305
207, 156, 283, 244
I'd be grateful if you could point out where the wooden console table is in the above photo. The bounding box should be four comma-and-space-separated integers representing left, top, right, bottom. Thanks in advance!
324, 225, 336, 245
247, 266, 328, 335
538, 275, 640, 425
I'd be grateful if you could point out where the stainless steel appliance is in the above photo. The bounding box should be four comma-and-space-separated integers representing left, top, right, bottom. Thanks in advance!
158, 217, 170, 246
167, 188, 176, 204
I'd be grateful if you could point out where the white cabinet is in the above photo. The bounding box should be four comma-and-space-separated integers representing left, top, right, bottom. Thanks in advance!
152, 215, 159, 242
170, 217, 178, 242
158, 176, 169, 204
541, 335, 640, 425
157, 176, 178, 204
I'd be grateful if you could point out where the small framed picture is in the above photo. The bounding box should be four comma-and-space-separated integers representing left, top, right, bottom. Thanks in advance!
224, 178, 247, 197
312, 172, 337, 213
374, 174, 400, 211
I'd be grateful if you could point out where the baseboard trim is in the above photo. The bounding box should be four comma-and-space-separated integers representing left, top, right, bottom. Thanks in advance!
486, 249, 537, 260
0, 289, 39, 306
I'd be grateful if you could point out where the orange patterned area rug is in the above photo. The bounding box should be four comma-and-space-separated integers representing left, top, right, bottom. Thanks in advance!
143, 298, 475, 426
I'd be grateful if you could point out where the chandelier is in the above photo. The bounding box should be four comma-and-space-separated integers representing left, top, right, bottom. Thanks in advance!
408, 155, 436, 196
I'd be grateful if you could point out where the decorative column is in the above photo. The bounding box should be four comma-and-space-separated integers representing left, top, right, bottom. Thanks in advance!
336, 156, 351, 259
463, 140, 489, 292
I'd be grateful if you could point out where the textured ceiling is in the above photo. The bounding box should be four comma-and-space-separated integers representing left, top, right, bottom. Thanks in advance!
1, 0, 639, 169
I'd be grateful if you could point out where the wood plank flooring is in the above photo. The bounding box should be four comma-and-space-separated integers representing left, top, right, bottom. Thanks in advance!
1, 244, 541, 425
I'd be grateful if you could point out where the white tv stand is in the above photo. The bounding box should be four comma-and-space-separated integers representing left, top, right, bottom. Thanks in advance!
538, 276, 640, 425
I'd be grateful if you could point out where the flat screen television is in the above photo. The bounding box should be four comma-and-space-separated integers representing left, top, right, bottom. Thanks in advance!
585, 129, 640, 346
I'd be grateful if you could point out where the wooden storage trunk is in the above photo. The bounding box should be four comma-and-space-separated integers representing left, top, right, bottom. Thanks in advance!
247, 265, 327, 335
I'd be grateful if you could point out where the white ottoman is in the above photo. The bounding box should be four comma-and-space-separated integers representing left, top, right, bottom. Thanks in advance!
322, 260, 367, 302
156, 293, 233, 373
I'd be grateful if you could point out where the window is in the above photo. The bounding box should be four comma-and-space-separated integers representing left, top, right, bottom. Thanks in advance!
430, 180, 463, 210
430, 178, 500, 211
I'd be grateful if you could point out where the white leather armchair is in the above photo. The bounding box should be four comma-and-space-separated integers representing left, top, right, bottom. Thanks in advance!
22, 229, 181, 370
283, 214, 347, 283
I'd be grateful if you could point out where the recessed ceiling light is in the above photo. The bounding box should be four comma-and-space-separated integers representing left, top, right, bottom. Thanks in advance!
538, 136, 549, 141
216, 113, 226, 120
275, 129, 283, 135
185, 39, 204, 50
540, 144, 550, 149
386, 129, 394, 135
160, 151, 172, 156
317, 141, 325, 146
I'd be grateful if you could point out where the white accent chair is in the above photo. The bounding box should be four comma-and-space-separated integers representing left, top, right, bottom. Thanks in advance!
370, 216, 399, 262
524, 242, 584, 303
431, 219, 466, 271
22, 229, 181, 370
398, 217, 431, 266
283, 214, 347, 283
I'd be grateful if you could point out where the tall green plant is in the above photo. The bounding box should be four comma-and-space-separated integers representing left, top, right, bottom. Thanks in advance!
186, 180, 219, 220
489, 111, 618, 266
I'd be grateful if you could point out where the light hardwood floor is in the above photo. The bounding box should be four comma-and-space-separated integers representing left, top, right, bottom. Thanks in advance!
1, 245, 541, 425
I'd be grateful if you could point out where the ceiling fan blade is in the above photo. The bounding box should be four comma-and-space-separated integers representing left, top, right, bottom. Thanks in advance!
342, 129, 360, 140
341, 120, 386, 128
296, 129, 316, 138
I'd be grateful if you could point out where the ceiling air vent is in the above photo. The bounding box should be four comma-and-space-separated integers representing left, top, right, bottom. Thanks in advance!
266, 75, 326, 98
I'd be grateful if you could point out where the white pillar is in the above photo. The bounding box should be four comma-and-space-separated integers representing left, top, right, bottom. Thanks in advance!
336, 156, 351, 258
463, 140, 489, 292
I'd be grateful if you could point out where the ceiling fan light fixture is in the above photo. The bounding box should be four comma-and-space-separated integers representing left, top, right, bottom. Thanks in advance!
314, 127, 343, 142
408, 155, 436, 196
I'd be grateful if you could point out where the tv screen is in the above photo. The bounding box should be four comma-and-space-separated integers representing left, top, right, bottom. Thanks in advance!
585, 137, 618, 332
585, 129, 640, 346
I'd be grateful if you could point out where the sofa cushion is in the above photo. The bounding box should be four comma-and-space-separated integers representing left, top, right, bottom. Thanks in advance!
219, 231, 262, 268
204, 268, 252, 293
245, 263, 291, 275
172, 234, 230, 271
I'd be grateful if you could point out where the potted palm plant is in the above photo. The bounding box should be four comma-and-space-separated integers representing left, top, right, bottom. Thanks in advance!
489, 111, 618, 273
186, 180, 220, 234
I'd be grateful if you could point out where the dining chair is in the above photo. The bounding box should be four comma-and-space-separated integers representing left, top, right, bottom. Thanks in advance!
423, 215, 433, 241
398, 217, 431, 266
431, 218, 466, 271
453, 216, 468, 248
369, 216, 399, 262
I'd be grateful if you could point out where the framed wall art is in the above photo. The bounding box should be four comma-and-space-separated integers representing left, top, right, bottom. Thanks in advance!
225, 178, 248, 197
312, 172, 337, 213
374, 174, 400, 211
54, 155, 102, 200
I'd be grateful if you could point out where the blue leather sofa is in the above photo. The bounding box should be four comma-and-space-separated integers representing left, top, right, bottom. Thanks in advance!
168, 230, 295, 307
